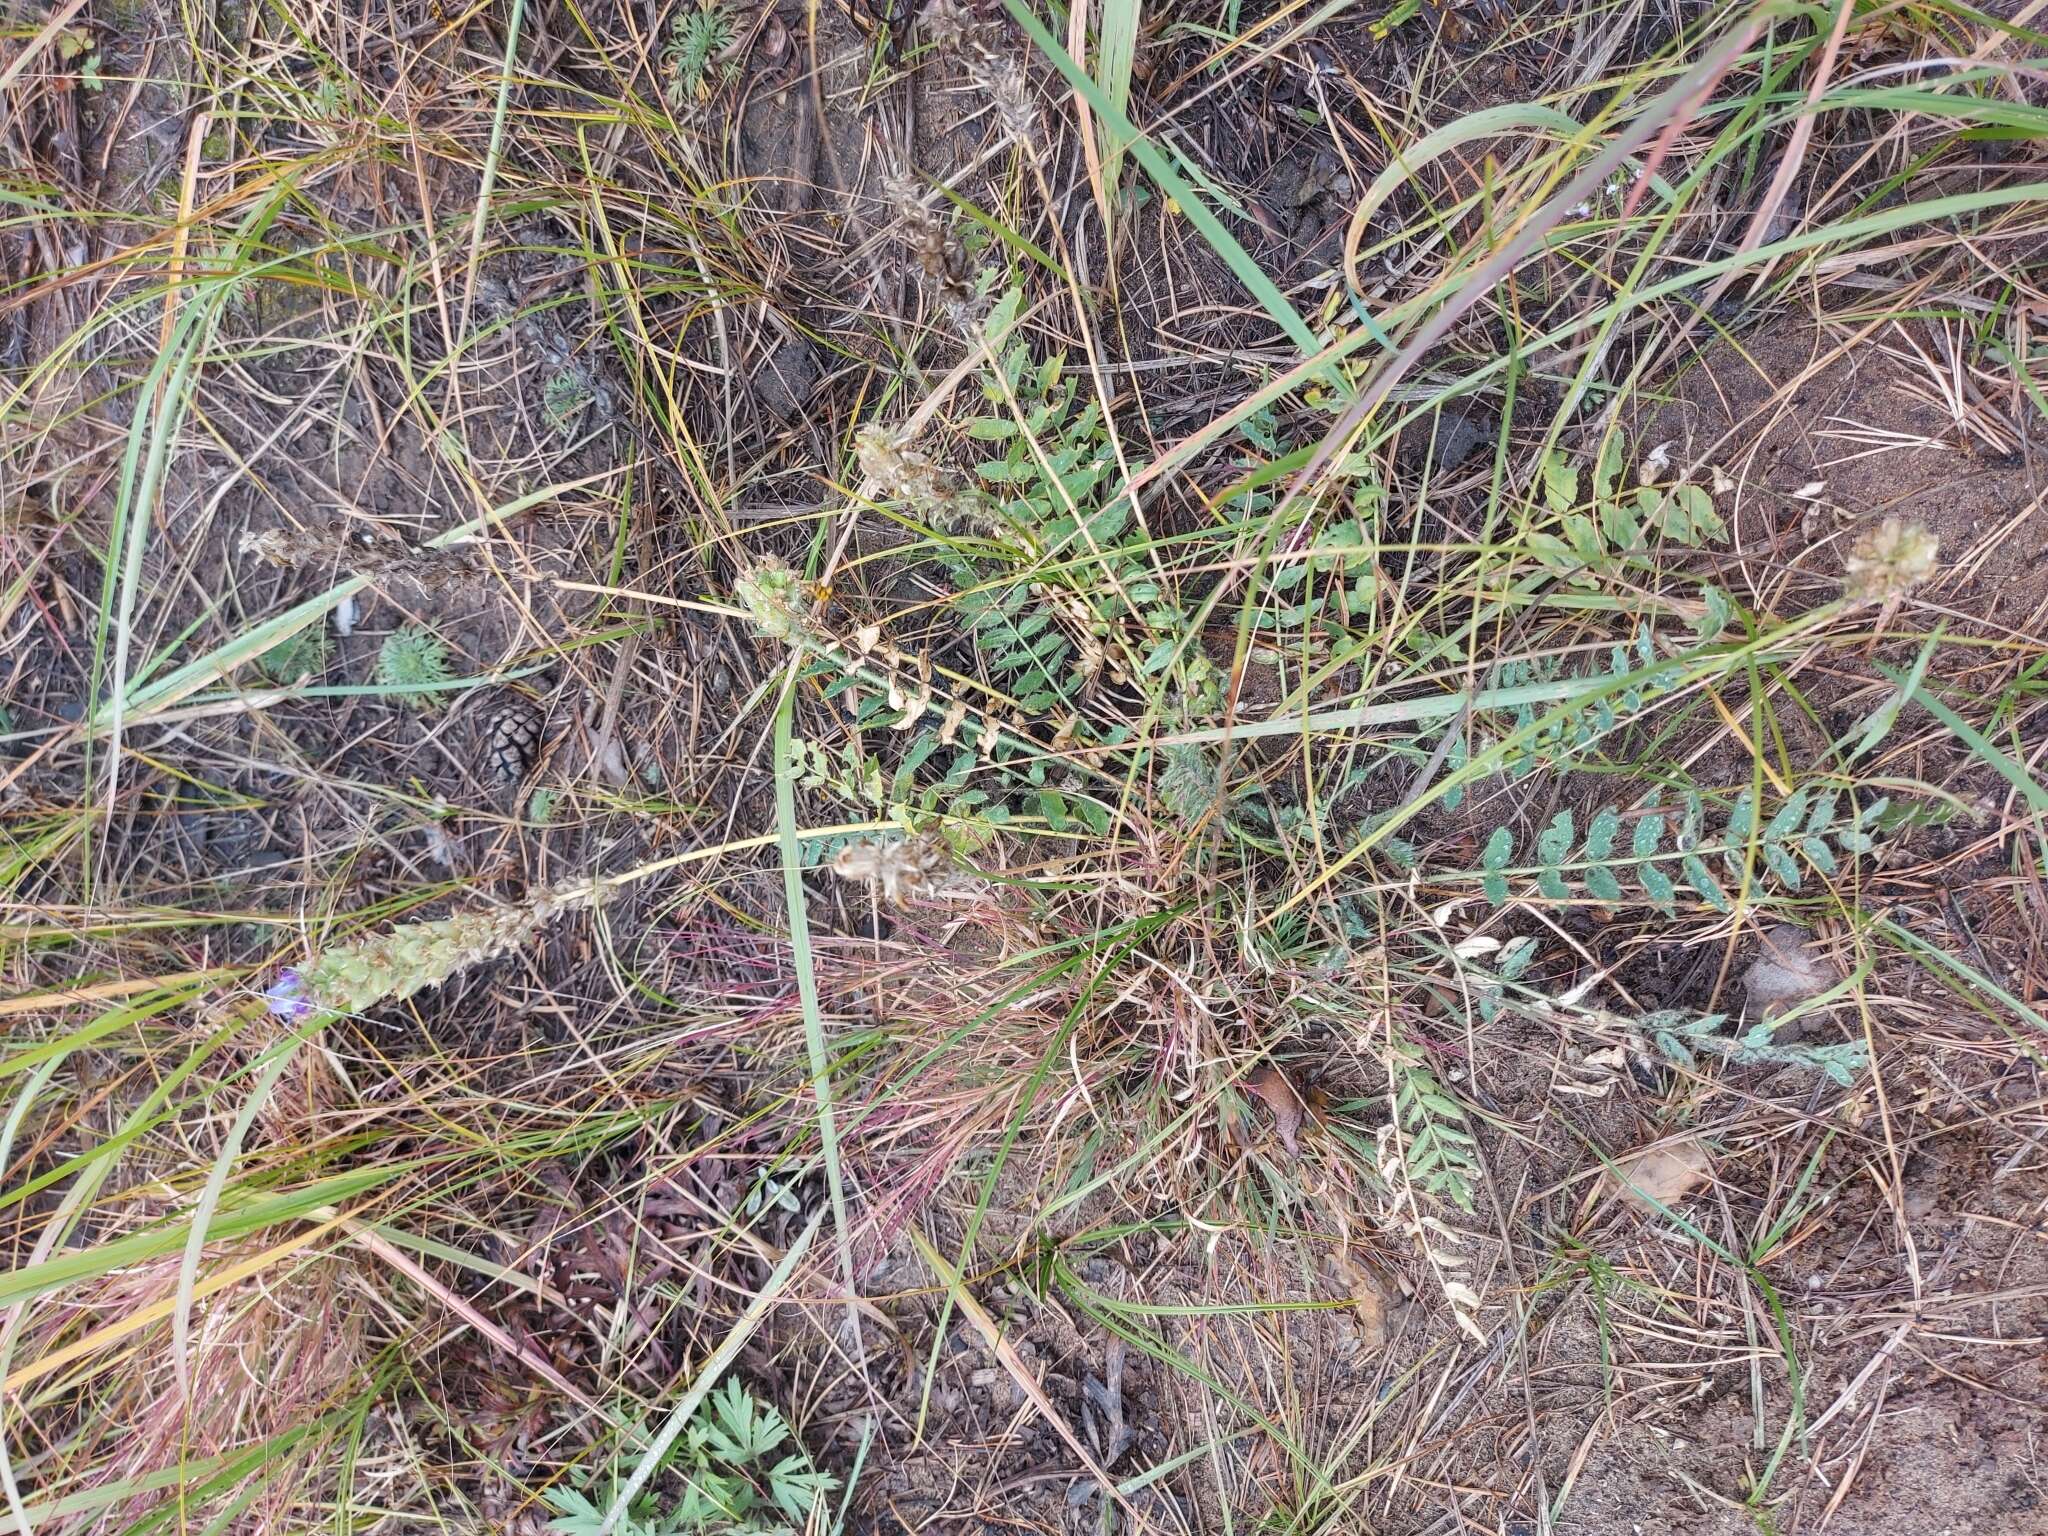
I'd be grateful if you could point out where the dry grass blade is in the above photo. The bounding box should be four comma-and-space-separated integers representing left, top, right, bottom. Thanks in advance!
345, 1217, 610, 1420
1289, 7, 1770, 510
3, 1212, 347, 1397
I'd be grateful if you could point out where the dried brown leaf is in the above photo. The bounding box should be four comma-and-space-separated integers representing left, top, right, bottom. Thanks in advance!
1245, 1063, 1306, 1157
1603, 1138, 1712, 1213
1327, 1246, 1392, 1350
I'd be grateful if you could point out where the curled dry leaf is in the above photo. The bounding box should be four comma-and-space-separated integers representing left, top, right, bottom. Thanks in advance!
1326, 1245, 1391, 1350
1603, 1138, 1712, 1213
1554, 1044, 1632, 1099
1245, 1063, 1306, 1157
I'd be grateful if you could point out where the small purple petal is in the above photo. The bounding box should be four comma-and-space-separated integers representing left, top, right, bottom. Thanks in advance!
265, 968, 313, 1020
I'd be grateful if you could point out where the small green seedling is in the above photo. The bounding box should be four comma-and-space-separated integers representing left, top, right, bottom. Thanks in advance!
374, 625, 456, 711
544, 1378, 838, 1536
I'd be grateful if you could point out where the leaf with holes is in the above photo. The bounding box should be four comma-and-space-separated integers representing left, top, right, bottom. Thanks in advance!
1541, 449, 1579, 514
1593, 429, 1627, 501
1582, 806, 1624, 902
1536, 810, 1575, 901
1693, 584, 1734, 639
1682, 851, 1729, 910
1481, 825, 1514, 907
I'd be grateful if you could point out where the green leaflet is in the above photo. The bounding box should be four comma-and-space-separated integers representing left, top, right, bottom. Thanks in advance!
1473, 788, 1891, 913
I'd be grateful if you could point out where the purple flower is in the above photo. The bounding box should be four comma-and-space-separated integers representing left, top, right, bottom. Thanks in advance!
265, 968, 313, 1020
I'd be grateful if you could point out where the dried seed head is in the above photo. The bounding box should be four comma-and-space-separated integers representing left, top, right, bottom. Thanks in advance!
239, 526, 343, 567
886, 161, 985, 333
857, 426, 956, 509
882, 163, 927, 226
855, 426, 999, 535
240, 524, 485, 592
920, 0, 984, 49
1842, 517, 1938, 605
988, 59, 1038, 152
918, 0, 1034, 156
830, 832, 978, 905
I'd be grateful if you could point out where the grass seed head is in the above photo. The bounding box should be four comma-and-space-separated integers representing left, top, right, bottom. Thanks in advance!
1842, 517, 1938, 605
988, 58, 1039, 153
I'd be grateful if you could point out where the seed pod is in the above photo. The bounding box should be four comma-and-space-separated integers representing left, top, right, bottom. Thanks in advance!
483, 698, 545, 786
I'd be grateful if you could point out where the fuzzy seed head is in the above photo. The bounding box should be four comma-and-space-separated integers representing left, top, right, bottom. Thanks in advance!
856, 427, 1000, 535
989, 60, 1038, 152
857, 426, 956, 509
1842, 517, 1938, 605
920, 0, 981, 49
734, 555, 818, 644
268, 881, 597, 1019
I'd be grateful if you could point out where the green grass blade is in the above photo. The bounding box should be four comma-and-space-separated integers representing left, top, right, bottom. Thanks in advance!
1846, 627, 1943, 760
0, 1166, 398, 1310
772, 667, 855, 1307
1094, 0, 1141, 209
1879, 917, 2048, 1041
171, 1039, 302, 1409
1885, 664, 2048, 812
99, 468, 617, 729
1002, 0, 1328, 366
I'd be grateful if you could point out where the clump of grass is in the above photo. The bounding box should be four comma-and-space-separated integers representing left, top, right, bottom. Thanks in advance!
68, 1243, 369, 1529
14, 1, 2048, 1533
373, 624, 456, 710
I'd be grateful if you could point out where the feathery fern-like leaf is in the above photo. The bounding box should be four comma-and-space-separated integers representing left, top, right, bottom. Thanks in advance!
1649, 1010, 1868, 1085
664, 2, 737, 102
1391, 1058, 1480, 1211
1471, 782, 1890, 912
